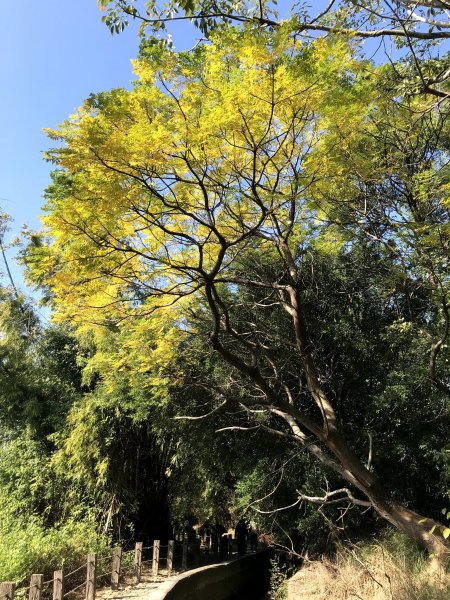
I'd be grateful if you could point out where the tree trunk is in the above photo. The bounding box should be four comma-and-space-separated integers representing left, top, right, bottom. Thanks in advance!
207, 277, 449, 560
281, 281, 450, 559
326, 432, 449, 558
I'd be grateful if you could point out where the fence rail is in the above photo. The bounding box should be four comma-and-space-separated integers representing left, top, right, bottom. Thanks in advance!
0, 534, 235, 600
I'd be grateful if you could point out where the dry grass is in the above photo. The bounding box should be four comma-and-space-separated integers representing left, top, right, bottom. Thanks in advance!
287, 533, 450, 600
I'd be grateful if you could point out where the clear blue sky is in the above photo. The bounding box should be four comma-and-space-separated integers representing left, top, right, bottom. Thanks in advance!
0, 0, 197, 291
1, 2, 137, 227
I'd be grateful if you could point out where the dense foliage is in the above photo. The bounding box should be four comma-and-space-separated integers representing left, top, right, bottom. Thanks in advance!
1, 3, 450, 580
0, 290, 109, 579
22, 28, 450, 558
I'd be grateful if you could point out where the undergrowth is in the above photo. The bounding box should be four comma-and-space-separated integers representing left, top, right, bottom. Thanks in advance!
0, 512, 109, 582
287, 531, 450, 600
269, 557, 289, 600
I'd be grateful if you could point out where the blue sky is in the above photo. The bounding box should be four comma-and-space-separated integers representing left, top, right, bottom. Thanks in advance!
0, 1, 139, 289
0, 0, 197, 291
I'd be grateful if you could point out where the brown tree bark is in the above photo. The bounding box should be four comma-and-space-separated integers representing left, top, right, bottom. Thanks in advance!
206, 272, 450, 561
284, 280, 450, 559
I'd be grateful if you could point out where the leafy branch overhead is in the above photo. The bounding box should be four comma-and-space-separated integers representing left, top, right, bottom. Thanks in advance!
97, 1, 450, 99
97, 0, 450, 40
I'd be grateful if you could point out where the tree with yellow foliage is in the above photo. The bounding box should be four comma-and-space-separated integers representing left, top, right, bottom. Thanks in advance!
26, 30, 450, 557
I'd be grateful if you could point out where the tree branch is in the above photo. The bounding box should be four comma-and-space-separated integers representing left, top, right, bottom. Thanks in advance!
297, 488, 371, 508
174, 398, 229, 420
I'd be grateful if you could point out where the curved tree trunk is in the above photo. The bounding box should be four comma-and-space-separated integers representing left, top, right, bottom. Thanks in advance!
283, 280, 450, 560
205, 261, 450, 560
274, 400, 450, 559
326, 431, 449, 558
215, 287, 448, 558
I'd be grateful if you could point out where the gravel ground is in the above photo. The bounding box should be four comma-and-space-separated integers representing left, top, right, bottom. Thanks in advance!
95, 571, 176, 600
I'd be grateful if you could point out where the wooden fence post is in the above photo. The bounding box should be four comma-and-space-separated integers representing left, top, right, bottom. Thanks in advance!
166, 540, 174, 573
134, 542, 143, 584
152, 540, 160, 577
53, 570, 64, 600
111, 547, 122, 590
85, 554, 96, 600
181, 538, 188, 571
0, 583, 15, 600
28, 575, 43, 600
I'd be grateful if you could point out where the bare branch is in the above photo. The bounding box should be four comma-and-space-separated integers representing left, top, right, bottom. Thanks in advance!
297, 488, 371, 508
366, 433, 373, 471
174, 398, 229, 420
250, 497, 302, 514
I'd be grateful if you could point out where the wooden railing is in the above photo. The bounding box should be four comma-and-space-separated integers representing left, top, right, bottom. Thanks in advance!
0, 535, 235, 600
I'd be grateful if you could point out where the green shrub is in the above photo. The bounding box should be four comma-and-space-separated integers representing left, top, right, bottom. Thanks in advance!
269, 558, 288, 600
0, 507, 109, 581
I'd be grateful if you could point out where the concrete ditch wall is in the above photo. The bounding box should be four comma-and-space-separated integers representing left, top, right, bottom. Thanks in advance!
148, 550, 272, 600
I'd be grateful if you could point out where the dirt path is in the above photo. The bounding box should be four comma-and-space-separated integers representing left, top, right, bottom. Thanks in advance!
96, 571, 174, 600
